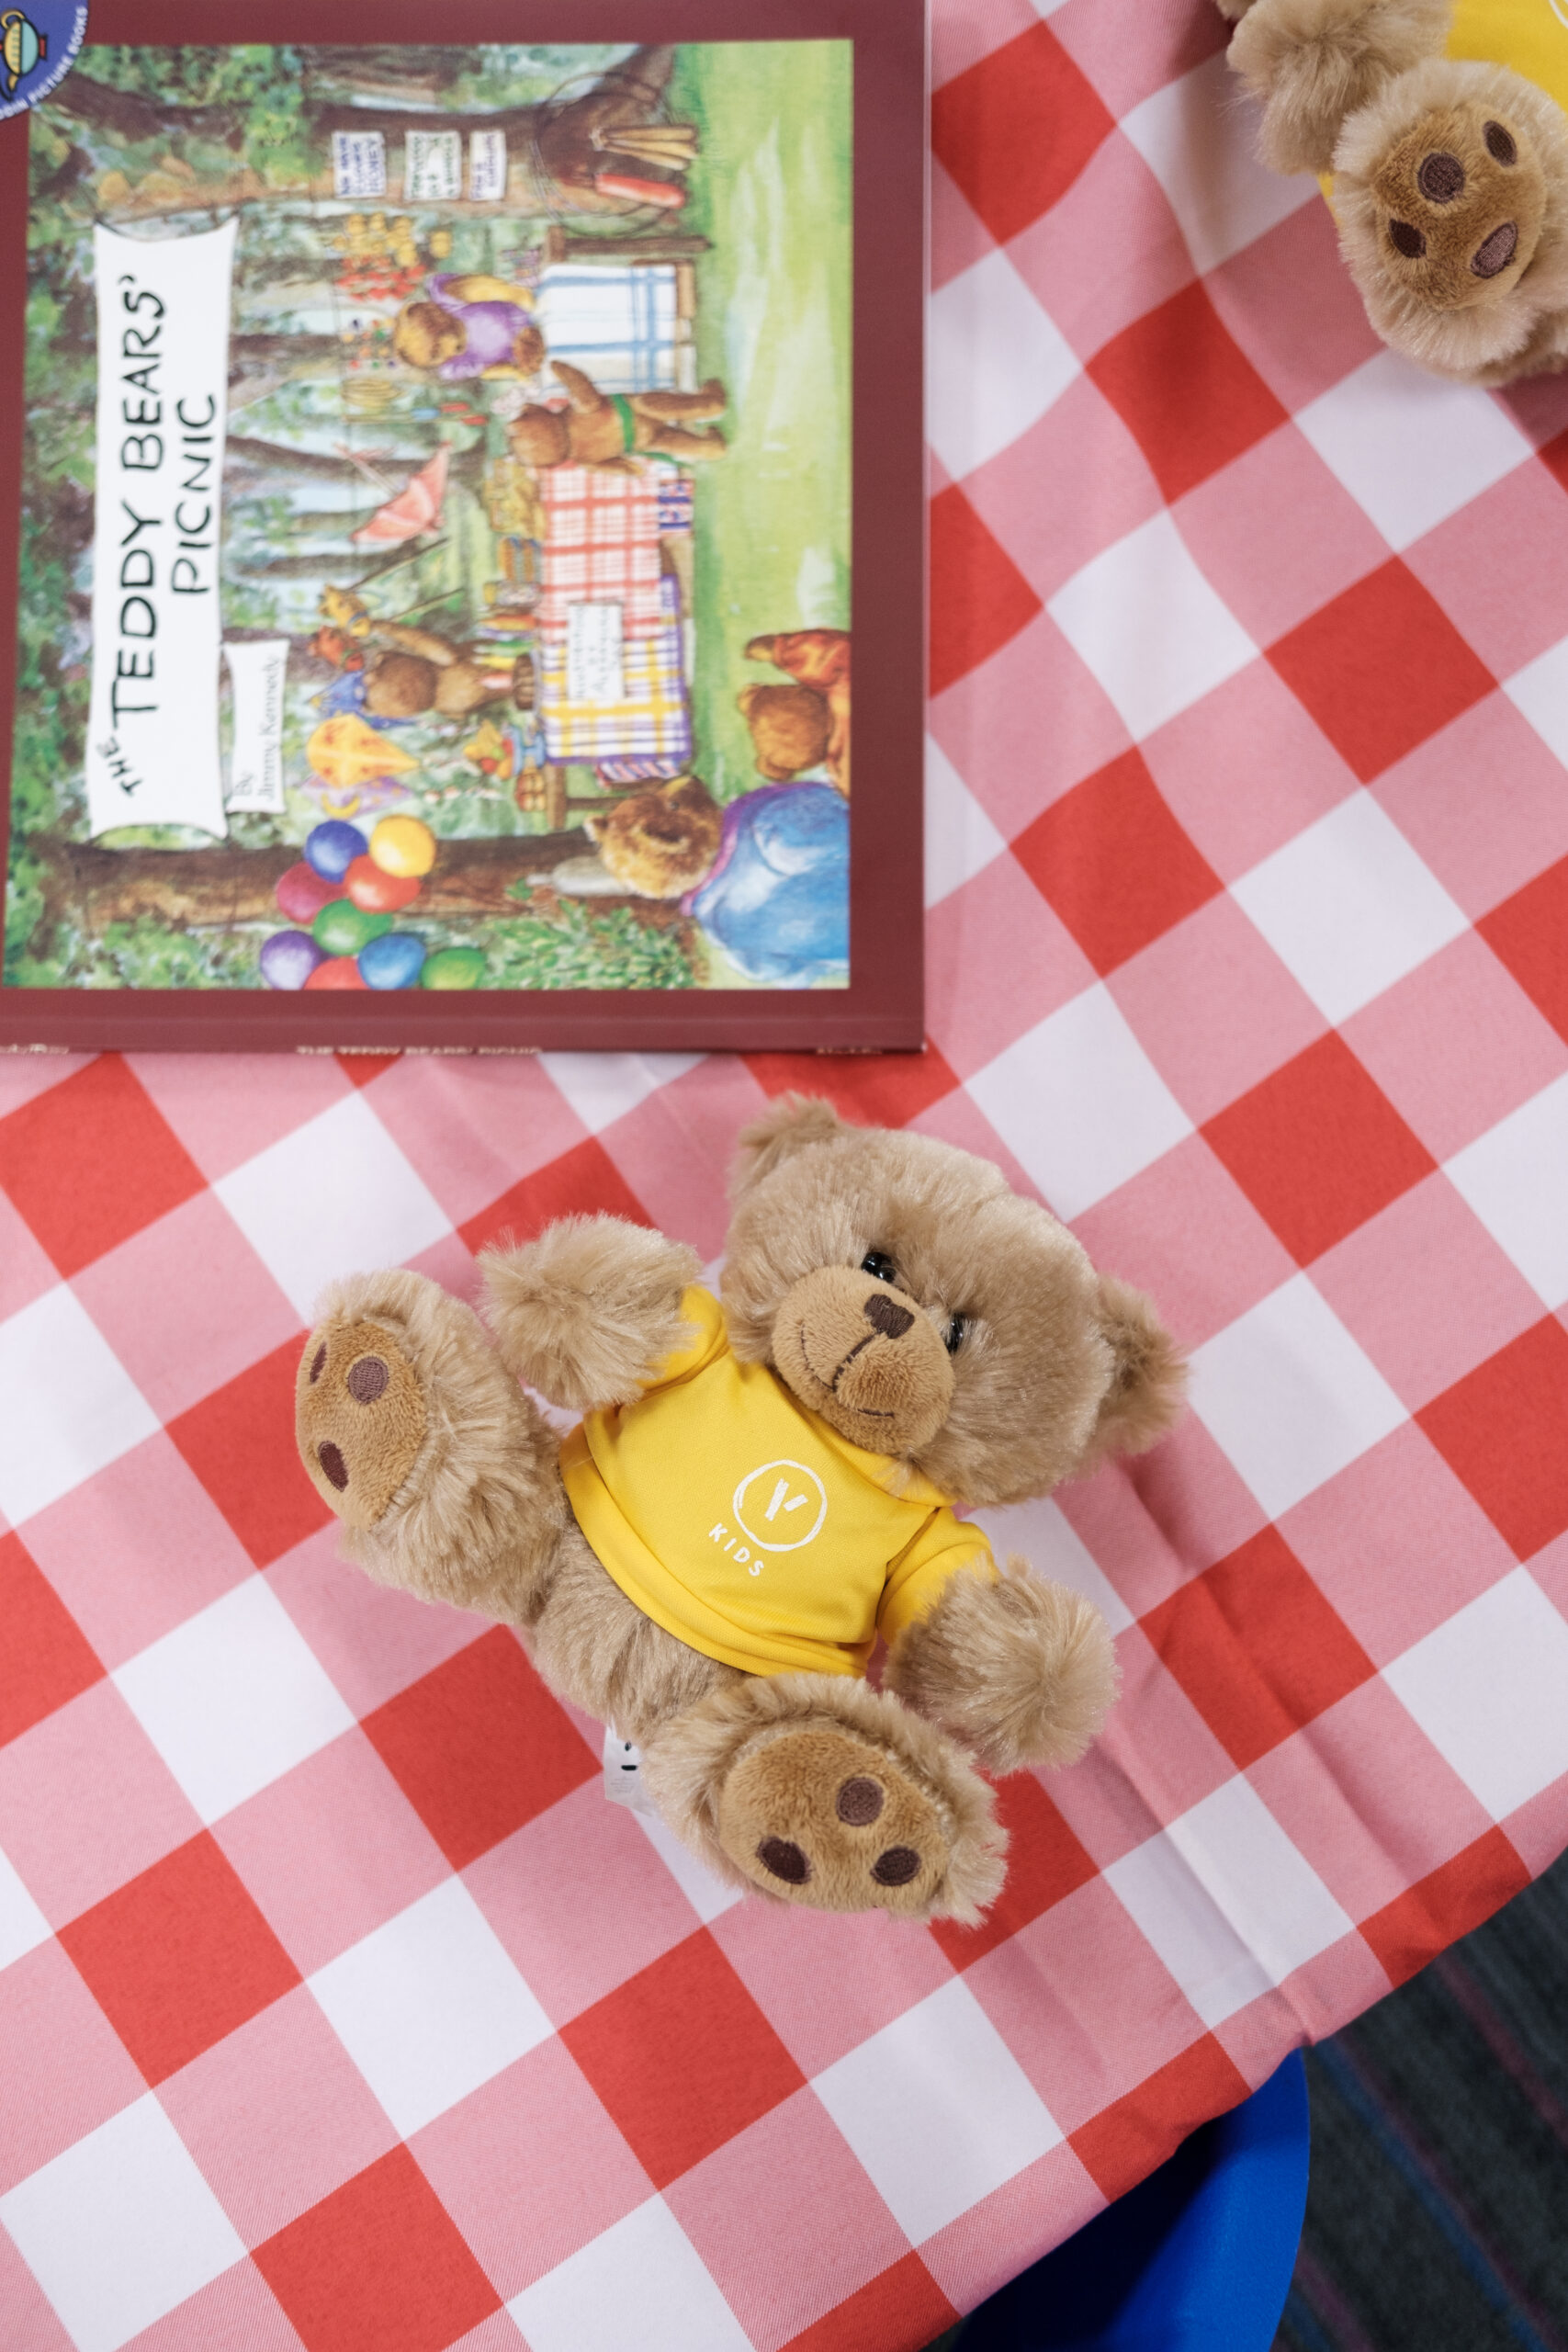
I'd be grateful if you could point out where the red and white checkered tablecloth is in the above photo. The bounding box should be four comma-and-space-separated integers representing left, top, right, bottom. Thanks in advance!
6, 5, 1568, 2347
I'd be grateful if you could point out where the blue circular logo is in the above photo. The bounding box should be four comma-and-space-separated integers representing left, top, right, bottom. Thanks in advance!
0, 3, 87, 123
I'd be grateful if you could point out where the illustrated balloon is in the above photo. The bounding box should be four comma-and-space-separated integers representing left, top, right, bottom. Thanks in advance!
303, 821, 368, 883
303, 956, 369, 989
312, 899, 393, 958
358, 932, 428, 990
344, 855, 422, 913
421, 945, 486, 989
260, 931, 325, 990
369, 815, 437, 878
276, 862, 340, 923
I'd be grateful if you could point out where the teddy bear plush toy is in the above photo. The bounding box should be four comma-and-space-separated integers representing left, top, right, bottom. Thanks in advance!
295, 1102, 1186, 1922
1219, 0, 1568, 382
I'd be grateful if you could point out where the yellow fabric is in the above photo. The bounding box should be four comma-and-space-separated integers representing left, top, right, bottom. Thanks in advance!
560, 1287, 996, 1678
1321, 0, 1568, 200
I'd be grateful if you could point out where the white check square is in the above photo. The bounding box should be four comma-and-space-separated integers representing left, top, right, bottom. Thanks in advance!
926, 736, 1008, 907
1505, 633, 1568, 764
113, 1575, 355, 1824
0, 1838, 52, 1971
927, 248, 1080, 481
969, 982, 1192, 1220
1166, 1777, 1353, 1986
540, 1052, 704, 1136
310, 1877, 553, 2136
1295, 351, 1533, 552
813, 1976, 1062, 2243
1048, 512, 1258, 742
1445, 1075, 1568, 1310
969, 1495, 1134, 1635
0, 2094, 244, 2352
0, 1285, 158, 1529
1384, 1569, 1568, 1820
1190, 1274, 1407, 1518
1105, 1827, 1273, 2028
216, 1090, 452, 1322
510, 2197, 751, 2352
1231, 791, 1469, 1023
1121, 53, 1318, 275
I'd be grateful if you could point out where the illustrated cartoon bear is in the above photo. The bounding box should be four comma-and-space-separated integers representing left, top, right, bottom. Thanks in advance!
739, 629, 850, 793
508, 360, 728, 470
583, 775, 724, 899
295, 1102, 1186, 1921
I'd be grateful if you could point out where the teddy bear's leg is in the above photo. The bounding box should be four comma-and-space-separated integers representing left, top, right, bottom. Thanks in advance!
641, 424, 728, 459
296, 1269, 570, 1628
633, 380, 728, 422
642, 1674, 1008, 1924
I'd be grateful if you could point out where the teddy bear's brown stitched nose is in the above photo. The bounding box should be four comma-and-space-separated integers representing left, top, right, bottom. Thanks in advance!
1472, 221, 1518, 277
1418, 151, 1465, 202
863, 1291, 914, 1339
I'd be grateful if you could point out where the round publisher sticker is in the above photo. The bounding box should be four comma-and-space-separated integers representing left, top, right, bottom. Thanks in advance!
0, 3, 88, 122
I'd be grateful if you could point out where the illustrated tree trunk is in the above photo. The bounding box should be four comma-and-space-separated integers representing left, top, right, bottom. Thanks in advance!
230, 544, 429, 582
33, 831, 600, 932
227, 435, 435, 484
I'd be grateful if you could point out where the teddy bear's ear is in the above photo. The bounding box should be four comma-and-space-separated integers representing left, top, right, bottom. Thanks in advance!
1079, 1274, 1189, 1472
737, 684, 762, 718
730, 1093, 858, 1196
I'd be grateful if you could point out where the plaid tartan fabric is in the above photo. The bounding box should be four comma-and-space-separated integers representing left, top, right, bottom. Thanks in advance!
536, 265, 679, 395
537, 578, 692, 764
5, 6, 1568, 2347
536, 465, 670, 637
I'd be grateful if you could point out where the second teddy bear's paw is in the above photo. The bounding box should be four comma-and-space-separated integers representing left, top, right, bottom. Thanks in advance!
645, 1675, 1008, 1924
297, 1307, 428, 1532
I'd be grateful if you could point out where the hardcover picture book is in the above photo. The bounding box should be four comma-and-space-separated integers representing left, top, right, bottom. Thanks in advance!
0, 0, 925, 1050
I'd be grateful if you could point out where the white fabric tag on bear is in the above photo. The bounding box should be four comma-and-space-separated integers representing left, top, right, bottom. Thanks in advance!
603, 1724, 655, 1813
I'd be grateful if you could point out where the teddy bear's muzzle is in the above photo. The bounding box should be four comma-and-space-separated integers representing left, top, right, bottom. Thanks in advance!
771, 1266, 954, 1454
1374, 106, 1545, 311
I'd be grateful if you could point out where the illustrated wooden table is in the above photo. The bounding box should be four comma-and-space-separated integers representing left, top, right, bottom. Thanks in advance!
5, 3, 1568, 2346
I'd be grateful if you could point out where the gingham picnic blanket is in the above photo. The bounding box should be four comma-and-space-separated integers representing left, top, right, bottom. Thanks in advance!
6, 5, 1568, 2348
537, 575, 693, 765
536, 463, 670, 639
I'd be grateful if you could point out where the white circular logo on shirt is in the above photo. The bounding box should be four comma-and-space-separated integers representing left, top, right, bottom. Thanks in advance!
732, 1460, 828, 1552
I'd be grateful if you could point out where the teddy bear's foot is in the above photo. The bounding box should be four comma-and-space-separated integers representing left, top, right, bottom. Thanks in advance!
296, 1268, 568, 1623
643, 1673, 1007, 1924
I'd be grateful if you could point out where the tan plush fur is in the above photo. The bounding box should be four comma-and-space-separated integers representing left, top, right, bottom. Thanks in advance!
295, 1103, 1186, 1922
1222, 0, 1568, 379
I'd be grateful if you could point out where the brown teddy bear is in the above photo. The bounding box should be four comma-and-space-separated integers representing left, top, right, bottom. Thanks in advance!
583, 774, 724, 899
1219, 0, 1568, 381
508, 359, 728, 470
360, 623, 530, 720
295, 1101, 1186, 1922
739, 628, 851, 793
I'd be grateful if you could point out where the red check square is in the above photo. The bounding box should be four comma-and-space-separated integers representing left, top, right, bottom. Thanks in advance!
1478, 854, 1568, 1045
930, 487, 1044, 696
1417, 1319, 1568, 1561
1088, 285, 1290, 506
931, 23, 1114, 247
745, 1045, 960, 1129
1143, 1527, 1376, 1770
59, 1831, 299, 2084
1268, 561, 1496, 783
254, 2146, 500, 2352
1202, 1034, 1436, 1265
364, 1627, 596, 1871
0, 1532, 104, 1747
1069, 2033, 1251, 2202
781, 2255, 958, 2352
561, 1928, 806, 2188
931, 1770, 1099, 1969
1012, 749, 1222, 975
459, 1135, 650, 1259
1359, 1826, 1529, 1990
0, 1055, 205, 1278
168, 1337, 329, 1570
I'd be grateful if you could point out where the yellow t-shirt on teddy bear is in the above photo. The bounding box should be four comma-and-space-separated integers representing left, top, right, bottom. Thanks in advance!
560, 1286, 996, 1679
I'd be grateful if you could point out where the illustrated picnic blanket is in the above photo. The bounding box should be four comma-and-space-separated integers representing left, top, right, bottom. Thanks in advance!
5, 6, 1568, 2350
536, 464, 671, 637
538, 576, 693, 766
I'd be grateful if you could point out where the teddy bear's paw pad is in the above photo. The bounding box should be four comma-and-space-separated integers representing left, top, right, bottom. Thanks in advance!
295, 1317, 428, 1531
718, 1726, 950, 1916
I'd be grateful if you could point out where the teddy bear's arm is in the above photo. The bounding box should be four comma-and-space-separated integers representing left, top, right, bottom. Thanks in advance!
885, 1558, 1118, 1778
1226, 0, 1450, 175
480, 1216, 702, 1413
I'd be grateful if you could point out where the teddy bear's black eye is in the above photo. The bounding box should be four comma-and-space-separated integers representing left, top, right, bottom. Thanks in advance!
1485, 121, 1517, 166
861, 1251, 897, 1284
944, 1315, 968, 1355
1390, 219, 1427, 258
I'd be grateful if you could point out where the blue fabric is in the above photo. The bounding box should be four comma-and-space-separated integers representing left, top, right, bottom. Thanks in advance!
687, 782, 848, 988
955, 2053, 1310, 2352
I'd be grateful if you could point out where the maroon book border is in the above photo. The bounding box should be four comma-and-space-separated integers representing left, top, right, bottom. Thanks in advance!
0, 0, 926, 1051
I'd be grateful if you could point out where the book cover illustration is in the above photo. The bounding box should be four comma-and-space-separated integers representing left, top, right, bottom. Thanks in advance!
8, 39, 852, 1001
